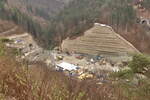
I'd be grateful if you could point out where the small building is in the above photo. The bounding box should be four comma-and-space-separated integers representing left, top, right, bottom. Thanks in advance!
56, 62, 79, 71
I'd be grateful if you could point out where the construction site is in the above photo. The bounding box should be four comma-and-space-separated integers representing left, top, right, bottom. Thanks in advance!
0, 22, 141, 82
0, 0, 150, 99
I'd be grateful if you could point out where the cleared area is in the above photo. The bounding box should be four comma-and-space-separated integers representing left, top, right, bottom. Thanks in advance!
62, 23, 140, 61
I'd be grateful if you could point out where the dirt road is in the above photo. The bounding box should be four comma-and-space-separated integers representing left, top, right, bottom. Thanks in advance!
0, 26, 19, 36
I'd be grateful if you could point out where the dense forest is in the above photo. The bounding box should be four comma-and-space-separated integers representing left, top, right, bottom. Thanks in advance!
0, 0, 54, 48
0, 0, 149, 50
141, 0, 150, 10
51, 0, 137, 39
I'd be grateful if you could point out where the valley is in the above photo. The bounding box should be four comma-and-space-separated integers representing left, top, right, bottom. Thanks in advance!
0, 0, 150, 100
0, 22, 149, 100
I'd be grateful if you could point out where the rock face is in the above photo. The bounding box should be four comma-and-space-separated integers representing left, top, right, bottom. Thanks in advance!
62, 23, 140, 57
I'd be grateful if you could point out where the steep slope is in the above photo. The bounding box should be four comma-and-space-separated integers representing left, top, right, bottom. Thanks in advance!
6, 0, 72, 26
54, 0, 150, 54
62, 24, 140, 57
1, 0, 149, 53
0, 20, 15, 33
0, 19, 23, 36
7, 0, 72, 18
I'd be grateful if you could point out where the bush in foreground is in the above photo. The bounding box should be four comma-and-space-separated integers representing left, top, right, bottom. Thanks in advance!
0, 42, 126, 100
0, 43, 149, 100
129, 54, 150, 76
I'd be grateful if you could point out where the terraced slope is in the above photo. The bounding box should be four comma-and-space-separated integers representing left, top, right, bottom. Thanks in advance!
62, 23, 140, 57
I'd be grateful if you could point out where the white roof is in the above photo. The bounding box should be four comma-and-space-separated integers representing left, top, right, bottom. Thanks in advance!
94, 23, 112, 28
56, 62, 78, 71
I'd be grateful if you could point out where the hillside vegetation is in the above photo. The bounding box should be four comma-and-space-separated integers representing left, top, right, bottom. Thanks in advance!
50, 0, 150, 53
7, 0, 71, 19
0, 0, 150, 52
141, 0, 150, 11
0, 38, 150, 100
0, 39, 125, 100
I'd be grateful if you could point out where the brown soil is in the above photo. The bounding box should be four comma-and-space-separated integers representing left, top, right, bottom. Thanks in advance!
62, 24, 140, 57
0, 20, 24, 37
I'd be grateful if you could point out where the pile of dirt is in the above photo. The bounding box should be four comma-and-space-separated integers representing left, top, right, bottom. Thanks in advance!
62, 24, 140, 58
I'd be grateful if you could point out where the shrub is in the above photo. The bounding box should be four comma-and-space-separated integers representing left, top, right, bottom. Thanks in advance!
0, 42, 5, 56
111, 54, 150, 79
0, 38, 11, 43
111, 69, 134, 79
128, 54, 150, 74
141, 0, 150, 10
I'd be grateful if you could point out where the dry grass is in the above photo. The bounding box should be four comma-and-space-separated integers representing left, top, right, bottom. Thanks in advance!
0, 42, 149, 100
0, 43, 126, 100
0, 60, 124, 100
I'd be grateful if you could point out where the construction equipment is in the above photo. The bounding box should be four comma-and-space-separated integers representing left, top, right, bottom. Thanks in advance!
78, 73, 94, 80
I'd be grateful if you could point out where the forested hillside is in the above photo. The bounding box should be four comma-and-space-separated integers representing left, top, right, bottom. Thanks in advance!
0, 0, 72, 48
7, 0, 72, 20
0, 0, 150, 53
0, 0, 54, 48
51, 0, 136, 40
0, 1, 150, 99
47, 0, 150, 53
